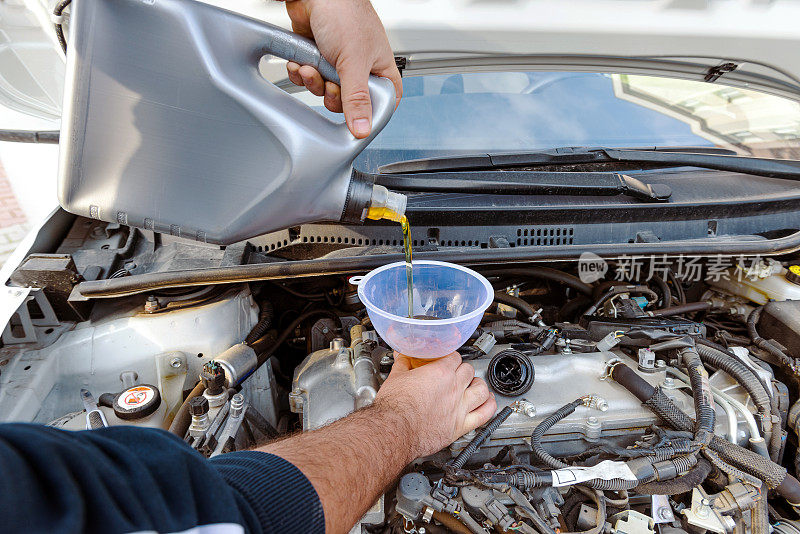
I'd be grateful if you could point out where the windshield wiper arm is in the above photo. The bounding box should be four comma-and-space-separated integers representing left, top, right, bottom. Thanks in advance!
378, 146, 800, 181
369, 170, 672, 202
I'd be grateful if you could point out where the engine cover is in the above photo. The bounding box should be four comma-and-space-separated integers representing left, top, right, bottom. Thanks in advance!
289, 342, 724, 459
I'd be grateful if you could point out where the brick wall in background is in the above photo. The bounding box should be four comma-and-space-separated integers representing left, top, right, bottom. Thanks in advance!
0, 159, 29, 266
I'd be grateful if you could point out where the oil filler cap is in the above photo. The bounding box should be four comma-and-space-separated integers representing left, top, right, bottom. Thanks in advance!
787, 265, 800, 286
99, 384, 161, 420
487, 349, 534, 397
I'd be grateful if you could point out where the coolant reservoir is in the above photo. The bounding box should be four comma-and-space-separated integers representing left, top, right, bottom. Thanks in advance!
57, 0, 402, 245
708, 261, 800, 304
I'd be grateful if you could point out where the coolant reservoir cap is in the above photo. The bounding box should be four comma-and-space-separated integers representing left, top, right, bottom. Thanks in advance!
111, 384, 161, 420
787, 265, 800, 286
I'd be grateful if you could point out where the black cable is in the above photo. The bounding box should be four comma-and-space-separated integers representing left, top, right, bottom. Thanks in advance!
493, 292, 537, 320
480, 267, 593, 296
271, 281, 326, 300
649, 275, 672, 309
53, 0, 72, 53
245, 301, 274, 346
447, 406, 513, 470
748, 306, 797, 374
650, 301, 712, 317
584, 285, 659, 316
249, 309, 339, 365
667, 269, 686, 305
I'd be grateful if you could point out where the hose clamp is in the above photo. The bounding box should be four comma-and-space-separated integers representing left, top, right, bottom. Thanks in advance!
600, 358, 624, 381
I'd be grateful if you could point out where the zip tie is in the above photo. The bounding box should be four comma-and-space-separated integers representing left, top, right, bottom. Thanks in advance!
51, 13, 65, 24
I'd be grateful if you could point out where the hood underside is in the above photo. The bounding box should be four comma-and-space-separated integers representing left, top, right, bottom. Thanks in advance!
3, 0, 800, 124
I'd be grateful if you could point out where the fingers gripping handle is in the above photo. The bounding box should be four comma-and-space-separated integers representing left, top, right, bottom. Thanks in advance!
260, 25, 340, 85
258, 23, 396, 138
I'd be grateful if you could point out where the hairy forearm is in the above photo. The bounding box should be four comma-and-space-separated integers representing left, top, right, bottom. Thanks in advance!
259, 400, 416, 533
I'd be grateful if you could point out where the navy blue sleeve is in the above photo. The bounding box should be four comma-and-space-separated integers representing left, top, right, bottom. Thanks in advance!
0, 423, 324, 534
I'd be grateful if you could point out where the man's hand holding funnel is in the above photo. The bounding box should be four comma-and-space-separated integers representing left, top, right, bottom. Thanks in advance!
376, 352, 497, 457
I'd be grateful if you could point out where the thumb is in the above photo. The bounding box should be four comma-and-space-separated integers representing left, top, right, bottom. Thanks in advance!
338, 61, 372, 139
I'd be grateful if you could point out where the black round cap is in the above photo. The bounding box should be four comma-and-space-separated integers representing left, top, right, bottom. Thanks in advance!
112, 384, 161, 420
487, 349, 535, 397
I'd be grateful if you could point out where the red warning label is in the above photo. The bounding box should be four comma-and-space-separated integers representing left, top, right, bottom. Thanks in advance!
118, 385, 155, 410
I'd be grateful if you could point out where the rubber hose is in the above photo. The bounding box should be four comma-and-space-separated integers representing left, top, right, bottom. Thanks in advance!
611, 365, 800, 500
530, 398, 642, 490
584, 285, 659, 316
531, 399, 583, 470
487, 470, 554, 490
480, 267, 593, 296
650, 275, 672, 309
703, 448, 763, 487
559, 296, 591, 322
431, 511, 473, 534
651, 301, 712, 317
695, 342, 778, 459
245, 301, 274, 346
681, 348, 716, 446
592, 280, 630, 300
667, 270, 686, 305
634, 459, 712, 495
166, 381, 206, 435
493, 292, 537, 320
251, 309, 339, 366
751, 484, 770, 534
448, 406, 513, 469
696, 338, 774, 401
748, 306, 796, 372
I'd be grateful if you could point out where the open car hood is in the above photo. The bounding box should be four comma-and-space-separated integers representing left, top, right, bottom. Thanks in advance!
3, 0, 800, 120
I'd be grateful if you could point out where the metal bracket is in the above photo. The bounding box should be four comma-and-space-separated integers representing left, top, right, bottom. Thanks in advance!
704, 63, 738, 83
1, 290, 59, 345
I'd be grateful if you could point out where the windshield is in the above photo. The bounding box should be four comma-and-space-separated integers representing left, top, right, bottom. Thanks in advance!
295, 71, 800, 173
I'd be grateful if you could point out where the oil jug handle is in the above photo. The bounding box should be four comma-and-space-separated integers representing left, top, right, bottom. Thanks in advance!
253, 23, 396, 139
257, 24, 341, 85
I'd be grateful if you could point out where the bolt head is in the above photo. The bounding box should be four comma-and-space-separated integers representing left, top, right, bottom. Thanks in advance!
170, 357, 182, 368
588, 416, 599, 425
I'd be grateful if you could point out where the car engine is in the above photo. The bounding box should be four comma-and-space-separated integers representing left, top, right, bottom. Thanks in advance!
4, 218, 800, 534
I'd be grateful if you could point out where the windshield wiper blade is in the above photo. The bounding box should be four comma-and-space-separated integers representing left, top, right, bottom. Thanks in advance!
370, 170, 672, 202
378, 146, 800, 181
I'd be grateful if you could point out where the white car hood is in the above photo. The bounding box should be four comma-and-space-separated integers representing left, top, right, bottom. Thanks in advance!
3, 0, 800, 123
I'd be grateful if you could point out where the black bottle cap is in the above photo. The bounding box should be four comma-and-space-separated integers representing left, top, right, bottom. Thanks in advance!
112, 384, 161, 420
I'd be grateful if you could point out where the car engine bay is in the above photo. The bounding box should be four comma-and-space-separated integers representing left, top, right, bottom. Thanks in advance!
5, 217, 800, 534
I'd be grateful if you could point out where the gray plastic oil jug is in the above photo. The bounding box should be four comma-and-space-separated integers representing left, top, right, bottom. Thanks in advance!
57, 0, 404, 245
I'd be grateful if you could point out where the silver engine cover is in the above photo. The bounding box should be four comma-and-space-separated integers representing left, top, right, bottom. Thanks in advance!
288, 342, 743, 459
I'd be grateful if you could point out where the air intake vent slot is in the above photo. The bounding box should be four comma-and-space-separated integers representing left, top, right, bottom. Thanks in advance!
250, 224, 576, 253
516, 226, 574, 247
